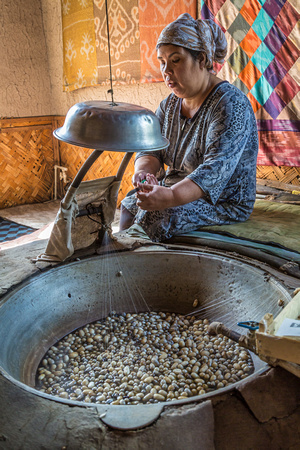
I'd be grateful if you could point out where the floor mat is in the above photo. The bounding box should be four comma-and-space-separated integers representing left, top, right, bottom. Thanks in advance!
195, 200, 300, 254
125, 200, 300, 265
0, 218, 37, 243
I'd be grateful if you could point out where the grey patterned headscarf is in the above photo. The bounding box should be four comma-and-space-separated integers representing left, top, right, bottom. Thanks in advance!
156, 13, 227, 69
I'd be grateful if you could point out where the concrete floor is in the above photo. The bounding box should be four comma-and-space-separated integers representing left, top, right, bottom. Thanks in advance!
0, 201, 121, 251
0, 200, 61, 229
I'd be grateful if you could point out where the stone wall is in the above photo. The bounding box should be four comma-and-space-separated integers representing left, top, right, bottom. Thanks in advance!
0, 0, 52, 117
0, 0, 169, 118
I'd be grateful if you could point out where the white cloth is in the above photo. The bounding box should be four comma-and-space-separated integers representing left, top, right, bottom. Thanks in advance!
36, 177, 121, 262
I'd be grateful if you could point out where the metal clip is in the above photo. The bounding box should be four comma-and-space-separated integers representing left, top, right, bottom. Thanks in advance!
237, 321, 259, 331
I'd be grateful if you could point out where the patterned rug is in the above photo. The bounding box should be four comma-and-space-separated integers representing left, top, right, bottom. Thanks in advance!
0, 218, 36, 243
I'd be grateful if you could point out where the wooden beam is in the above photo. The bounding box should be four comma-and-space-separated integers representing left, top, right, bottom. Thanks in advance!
0, 116, 54, 129
255, 292, 300, 370
257, 178, 300, 193
256, 333, 300, 365
0, 124, 52, 133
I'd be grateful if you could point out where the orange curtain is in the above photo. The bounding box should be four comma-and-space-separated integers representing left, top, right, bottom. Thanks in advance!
139, 0, 197, 82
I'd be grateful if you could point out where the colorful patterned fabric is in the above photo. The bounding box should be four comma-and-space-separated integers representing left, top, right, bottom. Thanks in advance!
61, 0, 98, 91
93, 0, 141, 86
199, 0, 300, 167
61, 0, 196, 88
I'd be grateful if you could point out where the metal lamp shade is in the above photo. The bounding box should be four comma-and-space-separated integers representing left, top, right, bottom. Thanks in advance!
53, 101, 169, 152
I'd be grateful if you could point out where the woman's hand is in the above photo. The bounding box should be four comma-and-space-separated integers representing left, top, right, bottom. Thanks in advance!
136, 184, 175, 211
132, 155, 162, 187
136, 178, 205, 211
132, 170, 148, 187
145, 173, 159, 186
132, 172, 159, 188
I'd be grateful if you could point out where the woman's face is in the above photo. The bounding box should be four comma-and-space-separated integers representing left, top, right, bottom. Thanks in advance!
157, 44, 205, 99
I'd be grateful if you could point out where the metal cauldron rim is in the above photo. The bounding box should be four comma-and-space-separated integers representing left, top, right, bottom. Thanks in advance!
0, 246, 293, 430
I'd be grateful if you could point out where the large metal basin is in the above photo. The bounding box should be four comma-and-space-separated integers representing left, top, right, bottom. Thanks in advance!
0, 247, 292, 429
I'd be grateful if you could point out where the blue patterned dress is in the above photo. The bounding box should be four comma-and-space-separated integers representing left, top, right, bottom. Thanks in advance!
122, 81, 259, 242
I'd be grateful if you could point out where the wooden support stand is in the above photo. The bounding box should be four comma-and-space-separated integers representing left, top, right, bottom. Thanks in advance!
256, 290, 300, 377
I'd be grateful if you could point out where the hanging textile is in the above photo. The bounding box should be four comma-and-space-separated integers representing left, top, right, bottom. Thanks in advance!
61, 0, 299, 167
61, 0, 196, 89
138, 1, 197, 82
93, 0, 141, 86
199, 0, 300, 167
61, 0, 98, 91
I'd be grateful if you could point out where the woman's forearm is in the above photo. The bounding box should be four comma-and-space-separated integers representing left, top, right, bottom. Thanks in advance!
136, 177, 205, 211
169, 178, 205, 207
135, 155, 162, 175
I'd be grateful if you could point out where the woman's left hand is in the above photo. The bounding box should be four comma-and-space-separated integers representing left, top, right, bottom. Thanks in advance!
136, 183, 174, 211
136, 178, 205, 211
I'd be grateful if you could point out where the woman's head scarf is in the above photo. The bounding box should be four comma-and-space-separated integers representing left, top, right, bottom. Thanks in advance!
156, 13, 227, 69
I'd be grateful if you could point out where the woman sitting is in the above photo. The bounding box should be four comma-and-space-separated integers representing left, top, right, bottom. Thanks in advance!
120, 13, 258, 242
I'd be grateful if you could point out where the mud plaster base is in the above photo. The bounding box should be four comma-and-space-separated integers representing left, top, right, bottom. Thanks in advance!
0, 368, 299, 449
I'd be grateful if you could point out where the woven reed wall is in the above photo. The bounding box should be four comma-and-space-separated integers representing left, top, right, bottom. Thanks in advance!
56, 117, 135, 207
1, 115, 299, 210
256, 166, 300, 187
0, 117, 57, 209
0, 116, 135, 209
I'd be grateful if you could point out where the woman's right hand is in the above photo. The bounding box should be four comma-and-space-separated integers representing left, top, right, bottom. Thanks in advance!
133, 155, 162, 187
133, 172, 159, 188
132, 171, 148, 187
145, 173, 159, 186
